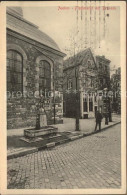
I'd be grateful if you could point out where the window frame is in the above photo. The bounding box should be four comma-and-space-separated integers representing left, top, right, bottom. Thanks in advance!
89, 98, 93, 112
39, 60, 51, 91
7, 50, 23, 93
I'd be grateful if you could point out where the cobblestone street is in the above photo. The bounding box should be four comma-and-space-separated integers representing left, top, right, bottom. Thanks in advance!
7, 124, 121, 189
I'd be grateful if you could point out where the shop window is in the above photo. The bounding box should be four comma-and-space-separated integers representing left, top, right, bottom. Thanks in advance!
7, 50, 23, 92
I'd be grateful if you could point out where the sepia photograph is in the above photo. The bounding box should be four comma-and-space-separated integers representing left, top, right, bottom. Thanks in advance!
0, 1, 126, 194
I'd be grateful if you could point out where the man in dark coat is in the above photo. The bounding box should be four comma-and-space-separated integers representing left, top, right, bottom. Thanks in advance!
95, 110, 103, 132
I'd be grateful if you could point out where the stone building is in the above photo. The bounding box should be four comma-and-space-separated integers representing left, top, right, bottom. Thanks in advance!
63, 49, 111, 118
7, 7, 65, 129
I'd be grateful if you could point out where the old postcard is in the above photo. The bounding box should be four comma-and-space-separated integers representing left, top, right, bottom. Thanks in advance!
0, 1, 126, 194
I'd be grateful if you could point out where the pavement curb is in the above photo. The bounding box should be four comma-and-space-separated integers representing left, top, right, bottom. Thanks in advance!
83, 121, 121, 137
7, 147, 38, 160
7, 121, 121, 160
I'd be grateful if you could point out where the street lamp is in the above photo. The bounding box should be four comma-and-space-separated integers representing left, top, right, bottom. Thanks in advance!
103, 87, 112, 124
65, 47, 80, 131
108, 90, 112, 122
75, 66, 80, 131
103, 88, 109, 125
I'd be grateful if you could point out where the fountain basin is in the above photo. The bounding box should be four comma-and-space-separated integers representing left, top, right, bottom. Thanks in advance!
24, 126, 58, 138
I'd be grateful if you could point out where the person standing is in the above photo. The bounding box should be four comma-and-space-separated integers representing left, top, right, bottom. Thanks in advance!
94, 110, 103, 132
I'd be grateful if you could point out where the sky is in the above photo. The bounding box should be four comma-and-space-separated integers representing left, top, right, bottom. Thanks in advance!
23, 3, 120, 72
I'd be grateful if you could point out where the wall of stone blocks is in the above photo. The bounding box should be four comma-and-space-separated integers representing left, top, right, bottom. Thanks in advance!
7, 31, 64, 129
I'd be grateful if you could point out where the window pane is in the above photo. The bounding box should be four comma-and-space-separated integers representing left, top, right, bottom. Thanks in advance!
39, 78, 45, 91
7, 59, 10, 68
39, 67, 44, 77
45, 63, 50, 70
16, 53, 22, 61
7, 50, 23, 92
7, 51, 13, 59
9, 59, 15, 70
17, 74, 22, 83
13, 73, 18, 83
14, 84, 21, 92
15, 62, 22, 72
45, 69, 50, 78
40, 60, 44, 66
39, 78, 45, 86
83, 102, 87, 112
7, 83, 12, 91
39, 60, 51, 90
89, 102, 93, 111
7, 71, 11, 82
46, 79, 50, 88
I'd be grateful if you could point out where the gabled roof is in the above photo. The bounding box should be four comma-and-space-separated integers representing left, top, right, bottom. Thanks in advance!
7, 7, 23, 17
63, 48, 97, 71
7, 7, 65, 55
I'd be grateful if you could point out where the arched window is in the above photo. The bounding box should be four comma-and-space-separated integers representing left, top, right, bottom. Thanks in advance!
7, 50, 23, 92
39, 60, 51, 91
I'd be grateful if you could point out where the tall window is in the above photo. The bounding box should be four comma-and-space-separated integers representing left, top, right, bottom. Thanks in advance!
89, 98, 93, 111
94, 95, 97, 102
7, 50, 23, 92
83, 98, 87, 112
39, 60, 51, 91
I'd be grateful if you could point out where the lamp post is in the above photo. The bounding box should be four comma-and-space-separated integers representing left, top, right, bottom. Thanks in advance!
53, 62, 56, 125
103, 88, 109, 125
53, 86, 56, 125
75, 66, 80, 131
65, 47, 80, 131
108, 90, 112, 122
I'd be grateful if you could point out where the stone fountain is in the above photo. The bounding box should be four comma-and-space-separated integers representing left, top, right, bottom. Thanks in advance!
22, 96, 58, 143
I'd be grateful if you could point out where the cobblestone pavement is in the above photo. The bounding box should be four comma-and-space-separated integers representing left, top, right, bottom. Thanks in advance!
7, 124, 121, 189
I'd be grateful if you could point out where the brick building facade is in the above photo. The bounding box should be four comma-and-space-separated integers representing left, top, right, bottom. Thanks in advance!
7, 7, 65, 129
